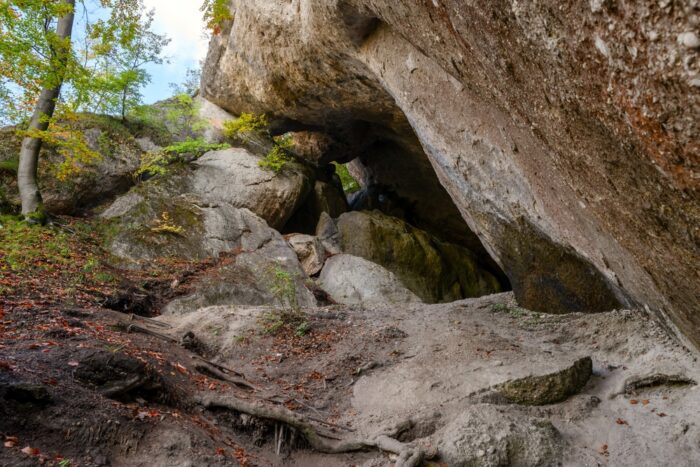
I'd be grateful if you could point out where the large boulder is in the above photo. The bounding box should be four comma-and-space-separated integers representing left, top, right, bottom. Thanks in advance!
162, 236, 317, 314
335, 210, 502, 303
191, 149, 312, 230
102, 147, 313, 263
317, 254, 421, 306
0, 115, 143, 214
201, 0, 700, 347
102, 146, 317, 310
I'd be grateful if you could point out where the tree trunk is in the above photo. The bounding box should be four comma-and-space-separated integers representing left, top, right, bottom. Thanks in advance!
18, 0, 76, 217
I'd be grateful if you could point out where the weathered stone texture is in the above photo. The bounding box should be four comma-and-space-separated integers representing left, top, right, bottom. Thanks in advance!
202, 0, 700, 347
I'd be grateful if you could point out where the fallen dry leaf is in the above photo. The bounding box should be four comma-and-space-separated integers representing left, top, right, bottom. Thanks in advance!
21, 446, 40, 456
4, 436, 18, 448
629, 399, 638, 405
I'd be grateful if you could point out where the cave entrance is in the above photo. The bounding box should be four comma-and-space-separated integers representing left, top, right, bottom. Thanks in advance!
281, 125, 511, 304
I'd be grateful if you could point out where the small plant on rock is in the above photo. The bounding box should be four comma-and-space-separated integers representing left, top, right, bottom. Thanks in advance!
269, 265, 298, 310
259, 135, 294, 173
135, 138, 230, 179
223, 113, 269, 138
332, 162, 361, 194
223, 113, 297, 173
151, 212, 184, 236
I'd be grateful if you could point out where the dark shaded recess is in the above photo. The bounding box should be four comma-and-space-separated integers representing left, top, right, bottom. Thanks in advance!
338, 0, 383, 46
73, 350, 174, 404
274, 112, 511, 291
495, 217, 623, 314
346, 138, 511, 289
282, 164, 348, 235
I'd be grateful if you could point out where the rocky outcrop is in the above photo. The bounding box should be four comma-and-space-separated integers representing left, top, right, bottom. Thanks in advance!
103, 147, 313, 263
102, 143, 317, 310
318, 254, 421, 306
191, 149, 312, 230
201, 1, 700, 347
162, 237, 317, 314
335, 210, 502, 303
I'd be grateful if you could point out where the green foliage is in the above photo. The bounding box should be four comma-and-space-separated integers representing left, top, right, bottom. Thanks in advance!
163, 139, 230, 156
268, 265, 298, 310
259, 135, 294, 173
201, 0, 234, 35
0, 215, 110, 286
0, 215, 68, 271
222, 113, 269, 138
295, 320, 312, 337
129, 93, 208, 143
150, 211, 184, 236
260, 310, 310, 337
223, 114, 296, 174
333, 162, 361, 194
135, 138, 230, 179
0, 158, 19, 175
490, 303, 527, 318
18, 112, 103, 182
0, 0, 169, 123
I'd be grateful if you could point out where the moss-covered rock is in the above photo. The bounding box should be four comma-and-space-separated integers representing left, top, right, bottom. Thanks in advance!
494, 357, 593, 406
335, 210, 502, 303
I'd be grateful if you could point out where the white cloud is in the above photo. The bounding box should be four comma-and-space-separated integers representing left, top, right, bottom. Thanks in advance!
142, 0, 209, 65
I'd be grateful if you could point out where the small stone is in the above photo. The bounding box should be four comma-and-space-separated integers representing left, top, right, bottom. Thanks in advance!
677, 32, 700, 50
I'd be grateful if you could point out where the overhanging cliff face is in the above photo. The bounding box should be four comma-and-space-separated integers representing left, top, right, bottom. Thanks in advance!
201, 0, 700, 347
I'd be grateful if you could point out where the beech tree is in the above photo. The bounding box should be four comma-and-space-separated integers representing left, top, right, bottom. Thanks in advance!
0, 0, 167, 219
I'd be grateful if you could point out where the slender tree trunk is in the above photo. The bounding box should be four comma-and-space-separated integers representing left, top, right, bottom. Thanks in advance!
121, 86, 128, 121
18, 0, 76, 217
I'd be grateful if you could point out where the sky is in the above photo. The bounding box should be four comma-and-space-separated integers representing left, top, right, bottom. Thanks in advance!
141, 0, 210, 103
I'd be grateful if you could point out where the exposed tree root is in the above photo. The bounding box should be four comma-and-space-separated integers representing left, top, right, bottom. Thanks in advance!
122, 323, 178, 343
197, 393, 432, 466
194, 364, 257, 391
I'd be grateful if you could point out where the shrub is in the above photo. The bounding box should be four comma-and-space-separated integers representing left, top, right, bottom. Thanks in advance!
258, 135, 294, 173
162, 139, 230, 156
333, 162, 361, 194
135, 138, 230, 179
223, 113, 269, 138
150, 212, 184, 236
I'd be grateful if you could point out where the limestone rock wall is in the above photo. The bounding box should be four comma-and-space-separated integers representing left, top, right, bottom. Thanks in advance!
201, 0, 700, 347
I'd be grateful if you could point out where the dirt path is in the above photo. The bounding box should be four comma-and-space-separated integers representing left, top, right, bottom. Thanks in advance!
2, 292, 698, 466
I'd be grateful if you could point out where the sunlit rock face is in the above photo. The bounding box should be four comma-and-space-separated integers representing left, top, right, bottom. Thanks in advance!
202, 0, 700, 348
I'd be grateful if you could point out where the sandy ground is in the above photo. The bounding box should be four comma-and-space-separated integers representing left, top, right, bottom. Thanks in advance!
2, 291, 698, 466
153, 292, 700, 466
